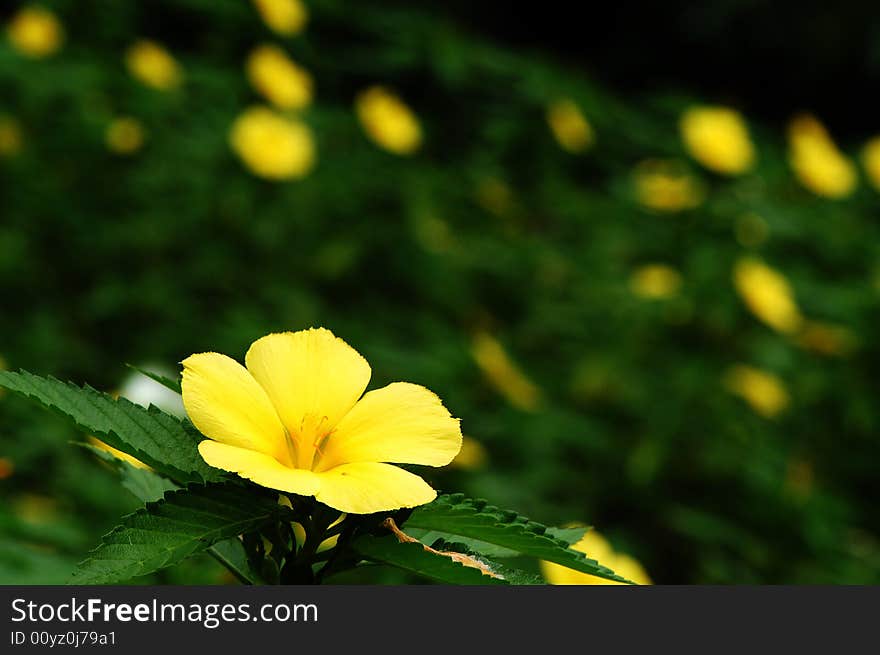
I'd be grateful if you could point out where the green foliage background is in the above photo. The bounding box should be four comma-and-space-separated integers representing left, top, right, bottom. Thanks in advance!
1, 0, 879, 584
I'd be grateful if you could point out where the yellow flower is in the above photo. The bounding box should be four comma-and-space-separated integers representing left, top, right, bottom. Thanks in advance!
795, 320, 856, 356
788, 114, 856, 198
126, 40, 183, 91
541, 531, 651, 585
355, 86, 422, 155
0, 116, 22, 157
449, 435, 488, 470
181, 328, 463, 514
680, 105, 755, 175
860, 136, 880, 191
723, 364, 790, 418
733, 258, 803, 334
629, 264, 682, 299
546, 99, 593, 153
471, 332, 542, 412
229, 106, 315, 180
105, 117, 146, 155
246, 44, 312, 111
6, 6, 63, 58
252, 0, 308, 36
633, 159, 704, 212
88, 436, 150, 470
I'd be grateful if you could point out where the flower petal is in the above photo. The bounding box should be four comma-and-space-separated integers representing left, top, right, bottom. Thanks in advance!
245, 328, 371, 439
182, 352, 286, 457
317, 382, 462, 471
198, 440, 319, 496
314, 462, 436, 514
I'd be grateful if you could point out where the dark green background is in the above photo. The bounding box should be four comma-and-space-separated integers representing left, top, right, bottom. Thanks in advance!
1, 0, 878, 584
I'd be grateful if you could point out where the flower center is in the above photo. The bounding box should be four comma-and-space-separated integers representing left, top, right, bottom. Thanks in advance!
281, 413, 332, 470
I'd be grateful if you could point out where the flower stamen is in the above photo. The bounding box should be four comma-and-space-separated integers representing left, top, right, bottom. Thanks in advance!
310, 419, 332, 470
282, 427, 299, 468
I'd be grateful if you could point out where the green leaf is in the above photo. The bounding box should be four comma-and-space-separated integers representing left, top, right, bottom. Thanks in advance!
81, 443, 178, 503
70, 482, 287, 584
82, 443, 262, 584
125, 365, 181, 394
546, 526, 589, 545
0, 370, 218, 484
207, 537, 266, 585
426, 538, 545, 584
405, 494, 632, 584
352, 535, 509, 585
404, 528, 520, 558
120, 465, 180, 504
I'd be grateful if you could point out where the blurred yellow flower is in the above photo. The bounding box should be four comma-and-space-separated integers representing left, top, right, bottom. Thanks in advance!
6, 6, 63, 58
0, 116, 22, 157
733, 258, 803, 334
541, 530, 652, 585
252, 0, 308, 36
680, 105, 755, 175
88, 436, 150, 470
546, 98, 593, 153
629, 264, 682, 299
860, 136, 880, 191
13, 494, 58, 522
471, 332, 542, 411
734, 212, 769, 248
229, 106, 316, 180
788, 114, 856, 198
450, 435, 488, 470
246, 44, 312, 111
633, 160, 704, 212
723, 364, 790, 418
795, 320, 856, 357
105, 117, 146, 155
126, 40, 183, 91
355, 86, 422, 155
